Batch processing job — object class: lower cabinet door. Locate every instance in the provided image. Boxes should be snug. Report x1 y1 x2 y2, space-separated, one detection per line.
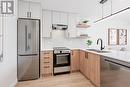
88 53 100 87
71 50 80 72
79 50 85 73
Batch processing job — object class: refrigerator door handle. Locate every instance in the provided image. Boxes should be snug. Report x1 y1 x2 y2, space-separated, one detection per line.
25 25 28 51
18 54 38 56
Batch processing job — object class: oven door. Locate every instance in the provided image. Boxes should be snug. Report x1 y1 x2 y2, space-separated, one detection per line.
54 53 70 67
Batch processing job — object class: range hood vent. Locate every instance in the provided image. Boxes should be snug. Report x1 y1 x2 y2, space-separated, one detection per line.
52 24 68 30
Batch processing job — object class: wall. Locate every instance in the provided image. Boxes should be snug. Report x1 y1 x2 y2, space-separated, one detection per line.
0 0 17 87
42 20 130 50
40 0 130 50
85 19 130 50
42 30 86 50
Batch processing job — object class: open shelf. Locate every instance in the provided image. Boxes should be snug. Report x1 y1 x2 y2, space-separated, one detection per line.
76 24 90 28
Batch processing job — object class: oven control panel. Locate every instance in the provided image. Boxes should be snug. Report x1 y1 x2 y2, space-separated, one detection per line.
54 50 70 54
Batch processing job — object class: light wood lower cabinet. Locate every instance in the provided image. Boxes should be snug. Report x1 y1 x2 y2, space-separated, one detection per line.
79 50 100 87
40 51 53 77
71 50 80 72
79 50 85 74
88 53 100 87
83 52 90 79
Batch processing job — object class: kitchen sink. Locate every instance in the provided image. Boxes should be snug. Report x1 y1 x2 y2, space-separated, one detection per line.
86 49 110 53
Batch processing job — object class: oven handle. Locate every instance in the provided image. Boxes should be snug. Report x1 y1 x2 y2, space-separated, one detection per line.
56 54 70 57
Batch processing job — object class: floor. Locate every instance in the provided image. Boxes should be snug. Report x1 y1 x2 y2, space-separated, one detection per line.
16 72 95 87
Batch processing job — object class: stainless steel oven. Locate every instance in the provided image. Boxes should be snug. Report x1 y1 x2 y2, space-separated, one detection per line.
54 54 70 66
53 47 70 75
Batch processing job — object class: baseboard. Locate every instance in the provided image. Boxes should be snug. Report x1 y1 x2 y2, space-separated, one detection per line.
9 79 17 87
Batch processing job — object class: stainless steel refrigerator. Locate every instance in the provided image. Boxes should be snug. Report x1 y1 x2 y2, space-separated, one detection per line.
17 18 40 81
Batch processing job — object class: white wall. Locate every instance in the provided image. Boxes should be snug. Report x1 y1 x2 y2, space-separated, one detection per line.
40 0 130 50
42 20 130 50
85 19 130 50
0 0 17 87
42 30 86 50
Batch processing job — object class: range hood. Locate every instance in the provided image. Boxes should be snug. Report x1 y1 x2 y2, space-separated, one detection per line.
52 24 68 30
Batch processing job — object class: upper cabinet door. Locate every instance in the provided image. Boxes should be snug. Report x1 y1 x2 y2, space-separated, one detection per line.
42 10 52 38
30 2 41 19
67 13 77 38
18 1 29 18
0 17 2 36
112 0 130 13
18 1 41 19
52 12 60 24
103 0 112 17
60 12 68 25
93 2 102 21
52 11 68 24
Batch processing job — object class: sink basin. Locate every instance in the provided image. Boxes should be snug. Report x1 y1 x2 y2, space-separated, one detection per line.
86 49 110 53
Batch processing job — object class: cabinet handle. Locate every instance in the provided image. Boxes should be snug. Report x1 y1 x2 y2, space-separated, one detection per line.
44 66 50 68
72 51 73 55
44 53 49 54
44 57 50 59
68 32 70 37
27 12 29 18
85 53 88 59
44 62 50 63
30 12 31 18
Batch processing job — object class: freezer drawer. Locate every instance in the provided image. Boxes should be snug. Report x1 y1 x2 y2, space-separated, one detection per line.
18 54 39 81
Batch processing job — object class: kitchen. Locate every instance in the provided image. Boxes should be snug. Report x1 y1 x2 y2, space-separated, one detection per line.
0 0 130 87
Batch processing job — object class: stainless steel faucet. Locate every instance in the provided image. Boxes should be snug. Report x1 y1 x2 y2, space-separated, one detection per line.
97 38 105 50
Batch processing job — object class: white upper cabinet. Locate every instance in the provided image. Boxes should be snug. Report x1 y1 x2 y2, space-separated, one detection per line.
60 13 68 25
112 0 130 13
67 13 77 38
93 2 102 21
0 17 2 36
18 1 29 18
42 10 52 38
103 0 112 17
30 2 41 19
52 11 68 25
52 12 60 24
18 1 41 19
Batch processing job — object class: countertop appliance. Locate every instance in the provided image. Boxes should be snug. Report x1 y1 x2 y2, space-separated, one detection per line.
101 56 130 87
53 47 70 75
17 18 40 81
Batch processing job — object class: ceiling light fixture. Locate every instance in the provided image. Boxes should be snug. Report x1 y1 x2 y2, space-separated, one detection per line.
100 0 108 4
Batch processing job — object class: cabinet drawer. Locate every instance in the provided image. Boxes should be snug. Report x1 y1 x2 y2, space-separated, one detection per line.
43 57 52 62
41 61 51 66
41 63 52 68
43 52 51 54
43 56 51 59
42 67 52 74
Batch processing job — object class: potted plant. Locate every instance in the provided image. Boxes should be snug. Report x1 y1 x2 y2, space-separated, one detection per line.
86 40 92 48
82 20 89 24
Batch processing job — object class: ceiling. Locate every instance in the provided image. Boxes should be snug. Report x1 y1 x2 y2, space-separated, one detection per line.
25 0 130 23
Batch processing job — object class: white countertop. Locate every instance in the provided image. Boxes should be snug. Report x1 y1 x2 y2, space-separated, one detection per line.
81 49 130 63
41 49 53 51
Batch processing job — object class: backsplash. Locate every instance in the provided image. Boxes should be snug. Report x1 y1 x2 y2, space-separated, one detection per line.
41 30 87 50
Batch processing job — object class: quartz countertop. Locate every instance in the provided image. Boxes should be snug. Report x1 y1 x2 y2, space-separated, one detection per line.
81 49 130 63
41 49 53 51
